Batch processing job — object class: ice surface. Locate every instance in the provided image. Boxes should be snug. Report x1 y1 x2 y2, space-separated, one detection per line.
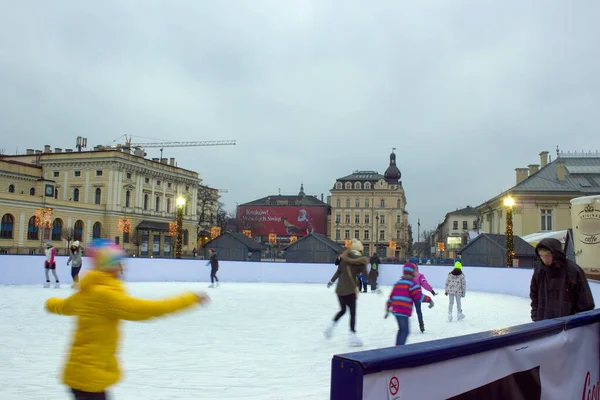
0 283 531 399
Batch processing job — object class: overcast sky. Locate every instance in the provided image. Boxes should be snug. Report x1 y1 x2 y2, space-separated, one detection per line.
1 1 599 237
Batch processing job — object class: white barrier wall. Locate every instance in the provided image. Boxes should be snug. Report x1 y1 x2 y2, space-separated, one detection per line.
2 256 600 304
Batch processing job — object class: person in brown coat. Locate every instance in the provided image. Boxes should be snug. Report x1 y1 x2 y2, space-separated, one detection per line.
323 239 370 347
530 238 595 322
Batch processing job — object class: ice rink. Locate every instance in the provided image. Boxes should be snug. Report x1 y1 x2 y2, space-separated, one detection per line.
0 282 531 399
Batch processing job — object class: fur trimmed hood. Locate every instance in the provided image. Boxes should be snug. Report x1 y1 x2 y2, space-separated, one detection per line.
340 249 370 266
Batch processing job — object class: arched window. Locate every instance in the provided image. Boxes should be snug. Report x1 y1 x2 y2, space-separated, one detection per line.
0 214 14 239
144 194 149 210
344 182 352 190
74 220 84 241
29 187 35 196
335 182 342 190
183 229 189 246
93 222 102 239
27 216 38 240
52 219 63 241
125 190 131 208
95 188 102 205
354 182 361 190
364 182 371 190
155 196 160 212
73 188 80 202
380 199 385 208
8 184 15 193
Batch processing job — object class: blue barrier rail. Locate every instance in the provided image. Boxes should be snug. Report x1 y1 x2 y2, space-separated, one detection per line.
330 309 600 400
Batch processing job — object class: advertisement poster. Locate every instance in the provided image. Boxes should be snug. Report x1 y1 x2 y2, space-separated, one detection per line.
236 206 327 237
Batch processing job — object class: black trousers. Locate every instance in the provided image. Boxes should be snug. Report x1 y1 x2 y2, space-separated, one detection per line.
211 267 219 283
71 388 107 400
71 267 82 279
369 270 378 290
334 293 357 332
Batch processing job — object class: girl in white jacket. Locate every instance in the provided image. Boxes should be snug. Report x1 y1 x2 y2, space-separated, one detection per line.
445 261 466 322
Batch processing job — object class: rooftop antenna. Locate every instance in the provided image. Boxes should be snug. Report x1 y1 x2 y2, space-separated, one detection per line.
278 188 281 195
556 145 560 159
76 136 88 152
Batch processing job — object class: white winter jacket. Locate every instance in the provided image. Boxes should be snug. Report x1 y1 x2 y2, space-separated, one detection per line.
445 270 466 297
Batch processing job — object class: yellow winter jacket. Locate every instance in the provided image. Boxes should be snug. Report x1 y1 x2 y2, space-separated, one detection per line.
45 269 199 393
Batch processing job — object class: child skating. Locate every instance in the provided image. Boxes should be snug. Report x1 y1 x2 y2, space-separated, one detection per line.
445 261 466 321
44 242 60 288
412 264 437 333
66 241 83 288
386 263 434 346
45 238 210 400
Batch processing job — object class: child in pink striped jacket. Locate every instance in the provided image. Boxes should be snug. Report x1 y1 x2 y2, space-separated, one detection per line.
385 263 434 346
413 265 437 333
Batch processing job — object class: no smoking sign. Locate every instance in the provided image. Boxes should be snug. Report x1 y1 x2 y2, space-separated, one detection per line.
388 375 400 399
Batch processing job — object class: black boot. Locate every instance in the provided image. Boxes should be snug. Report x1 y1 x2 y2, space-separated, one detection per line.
419 321 425 333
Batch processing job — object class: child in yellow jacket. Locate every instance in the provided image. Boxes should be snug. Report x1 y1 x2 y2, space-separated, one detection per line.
45 239 210 400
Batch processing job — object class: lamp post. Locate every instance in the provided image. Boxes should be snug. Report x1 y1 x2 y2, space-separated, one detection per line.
504 196 515 268
175 196 185 259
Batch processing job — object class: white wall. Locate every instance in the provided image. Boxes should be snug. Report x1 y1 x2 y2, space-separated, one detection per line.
2 256 600 305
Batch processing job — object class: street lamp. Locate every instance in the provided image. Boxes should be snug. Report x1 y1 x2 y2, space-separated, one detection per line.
503 196 515 267
175 196 185 259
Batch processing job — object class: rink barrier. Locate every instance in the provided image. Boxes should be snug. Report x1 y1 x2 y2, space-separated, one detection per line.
330 309 600 400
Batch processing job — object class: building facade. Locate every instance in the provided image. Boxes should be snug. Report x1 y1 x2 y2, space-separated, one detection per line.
0 145 200 256
328 151 409 259
433 206 480 259
477 150 600 238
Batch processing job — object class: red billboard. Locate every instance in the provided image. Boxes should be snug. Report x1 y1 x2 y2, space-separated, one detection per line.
236 205 327 238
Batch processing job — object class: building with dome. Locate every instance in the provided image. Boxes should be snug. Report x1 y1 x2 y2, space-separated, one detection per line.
327 150 409 259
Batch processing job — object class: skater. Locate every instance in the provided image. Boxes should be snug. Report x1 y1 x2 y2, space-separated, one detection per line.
413 264 437 333
207 249 219 288
530 238 594 321
445 261 466 322
356 273 368 293
369 252 380 292
45 238 210 400
385 263 434 346
323 239 370 347
44 242 60 288
66 241 83 288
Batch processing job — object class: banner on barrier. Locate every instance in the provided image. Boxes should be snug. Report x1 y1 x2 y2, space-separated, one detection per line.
362 323 600 400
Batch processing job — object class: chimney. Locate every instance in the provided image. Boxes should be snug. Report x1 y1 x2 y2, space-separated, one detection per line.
528 164 540 176
540 151 549 168
44 145 51 153
557 159 567 181
65 149 73 153
161 158 168 164
26 149 34 155
515 168 529 185
321 193 324 201
54 148 62 153
35 150 42 155
169 158 175 166
152 158 159 162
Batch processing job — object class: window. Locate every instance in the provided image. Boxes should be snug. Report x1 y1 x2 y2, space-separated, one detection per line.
396 214 402 223
336 199 341 208
354 182 361 190
93 222 102 239
355 199 360 207
354 213 360 224
345 182 352 190
54 188 58 199
95 188 102 205
125 190 131 208
397 199 401 208
344 230 350 239
365 199 370 208
354 230 360 239
462 221 468 230
335 213 341 224
157 180 161 186
74 171 81 177
155 196 160 212
364 182 371 190
126 173 132 180
365 214 370 224
345 199 350 208
30 188 35 196
335 182 342 189
167 198 171 213
185 186 189 192
396 230 400 239
364 230 370 240
27 216 39 240
473 220 478 230
123 232 130 243
345 214 350 224
168 182 172 189
74 220 83 241
73 188 79 202
53 171 59 178
541 209 553 231
183 229 189 246
144 194 149 210
335 229 341 240
8 184 15 193
453 221 458 230
1 214 14 239
379 230 385 240
145 178 150 184
380 215 385 224
51 219 63 241
96 170 103 176
380 199 385 208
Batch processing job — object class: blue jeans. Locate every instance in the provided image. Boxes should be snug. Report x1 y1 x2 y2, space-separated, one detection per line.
395 315 409 346
414 300 423 324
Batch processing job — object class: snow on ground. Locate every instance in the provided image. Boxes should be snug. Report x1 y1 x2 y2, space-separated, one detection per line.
0 282 531 399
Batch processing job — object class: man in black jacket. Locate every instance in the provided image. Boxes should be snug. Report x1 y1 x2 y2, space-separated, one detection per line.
530 238 595 322
206 249 219 288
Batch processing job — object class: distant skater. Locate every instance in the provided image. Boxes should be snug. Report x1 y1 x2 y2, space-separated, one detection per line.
67 241 83 289
44 242 60 288
207 249 219 288
445 261 466 322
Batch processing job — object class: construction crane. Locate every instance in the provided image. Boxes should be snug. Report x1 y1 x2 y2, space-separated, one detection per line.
103 135 236 159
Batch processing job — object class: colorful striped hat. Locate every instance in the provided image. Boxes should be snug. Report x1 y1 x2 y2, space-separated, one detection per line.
87 238 125 271
403 263 417 275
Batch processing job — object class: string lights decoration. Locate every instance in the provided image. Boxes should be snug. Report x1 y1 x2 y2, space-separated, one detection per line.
504 197 515 267
117 217 131 234
210 226 221 240
168 222 178 237
35 208 53 228
175 197 185 259
289 235 298 244
268 233 277 244
242 230 252 238
389 240 397 251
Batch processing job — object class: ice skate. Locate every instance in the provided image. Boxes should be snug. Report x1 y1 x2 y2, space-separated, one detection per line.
419 321 425 333
215 282 220 288
323 321 336 339
348 331 363 347
457 312 465 321
54 282 60 289
71 283 79 289
448 312 453 322
43 282 50 288
208 283 214 288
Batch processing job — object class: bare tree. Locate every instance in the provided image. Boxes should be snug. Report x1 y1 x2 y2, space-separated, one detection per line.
63 227 74 248
130 230 143 257
197 185 219 236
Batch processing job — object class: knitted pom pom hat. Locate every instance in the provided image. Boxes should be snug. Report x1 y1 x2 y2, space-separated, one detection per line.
87 238 125 271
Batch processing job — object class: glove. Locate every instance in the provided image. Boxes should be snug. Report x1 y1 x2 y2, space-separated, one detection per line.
327 281 333 288
384 306 390 319
444 292 448 296
429 300 435 309
431 290 437 296
66 262 70 266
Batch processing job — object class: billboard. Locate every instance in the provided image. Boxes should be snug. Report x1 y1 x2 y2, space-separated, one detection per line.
236 206 327 238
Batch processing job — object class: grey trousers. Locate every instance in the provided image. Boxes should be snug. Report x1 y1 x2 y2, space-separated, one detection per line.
448 294 462 314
